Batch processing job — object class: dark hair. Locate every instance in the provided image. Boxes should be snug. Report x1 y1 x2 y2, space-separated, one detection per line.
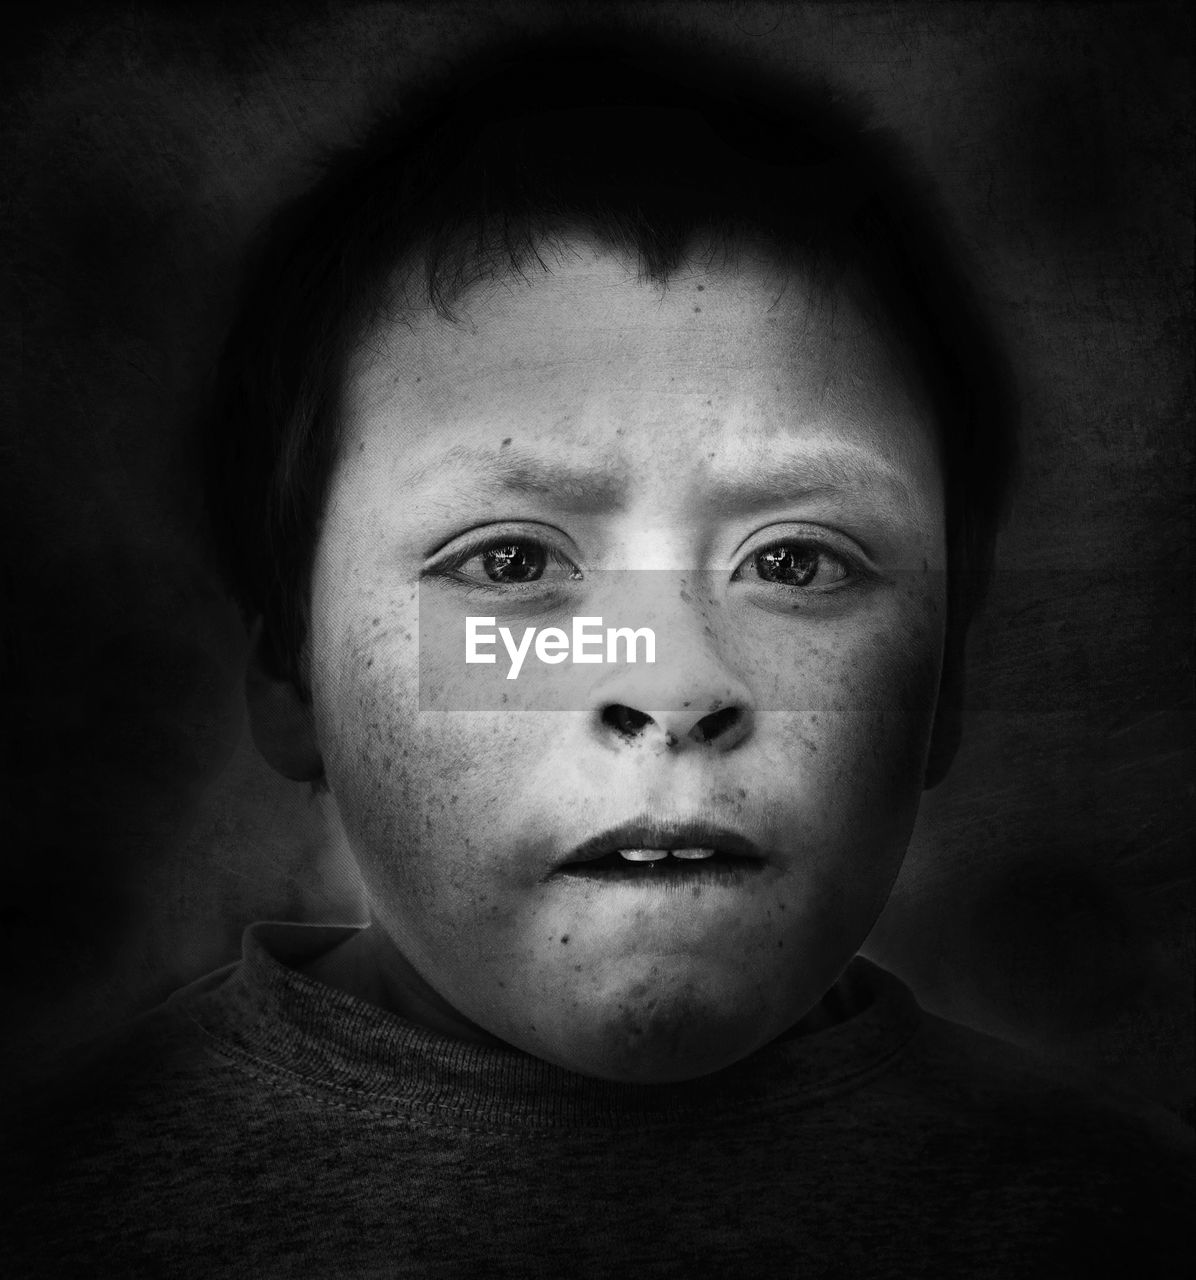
206 25 1018 694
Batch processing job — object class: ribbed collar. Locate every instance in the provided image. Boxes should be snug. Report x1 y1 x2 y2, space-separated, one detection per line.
180 921 922 1132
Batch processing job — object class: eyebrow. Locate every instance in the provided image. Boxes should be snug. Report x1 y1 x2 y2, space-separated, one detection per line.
406 444 629 511
405 441 921 517
701 447 921 516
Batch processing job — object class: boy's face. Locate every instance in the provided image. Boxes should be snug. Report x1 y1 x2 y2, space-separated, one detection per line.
307 241 946 1082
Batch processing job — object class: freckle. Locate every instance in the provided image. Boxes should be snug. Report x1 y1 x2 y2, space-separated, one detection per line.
497 980 505 988
500 436 512 448
778 901 786 910
366 657 374 668
415 375 421 382
696 284 704 291
777 940 784 949
693 305 701 313
560 935 569 945
573 964 583 972
372 617 381 625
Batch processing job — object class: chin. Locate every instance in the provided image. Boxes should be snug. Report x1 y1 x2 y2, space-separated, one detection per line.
534 981 785 1085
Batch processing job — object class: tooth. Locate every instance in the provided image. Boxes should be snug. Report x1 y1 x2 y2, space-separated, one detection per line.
671 847 716 860
618 848 669 862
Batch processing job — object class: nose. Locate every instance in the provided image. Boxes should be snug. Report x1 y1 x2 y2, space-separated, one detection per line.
590 663 755 754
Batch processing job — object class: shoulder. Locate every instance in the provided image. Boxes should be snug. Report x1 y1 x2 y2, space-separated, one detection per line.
3 963 263 1275
844 960 1192 1163
895 1009 1193 1156
10 961 244 1143
858 1006 1194 1274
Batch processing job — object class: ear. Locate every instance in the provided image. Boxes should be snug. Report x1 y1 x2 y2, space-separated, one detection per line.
245 618 324 782
923 623 965 790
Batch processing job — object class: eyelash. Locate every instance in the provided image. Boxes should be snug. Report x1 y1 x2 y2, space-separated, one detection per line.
430 535 579 592
731 539 863 592
426 531 867 594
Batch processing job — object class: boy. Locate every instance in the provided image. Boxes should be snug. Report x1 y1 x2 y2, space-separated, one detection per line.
7 26 1191 1278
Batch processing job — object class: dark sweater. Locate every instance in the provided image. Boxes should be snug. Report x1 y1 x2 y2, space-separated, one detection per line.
5 922 1192 1278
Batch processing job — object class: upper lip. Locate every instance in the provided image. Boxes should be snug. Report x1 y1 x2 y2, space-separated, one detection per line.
560 817 765 867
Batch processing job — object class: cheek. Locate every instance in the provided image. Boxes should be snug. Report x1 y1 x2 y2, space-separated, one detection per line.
766 583 945 842
812 631 939 790
314 613 544 901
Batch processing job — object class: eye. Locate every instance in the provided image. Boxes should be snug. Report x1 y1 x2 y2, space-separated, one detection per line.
431 534 583 589
733 537 855 591
476 542 546 584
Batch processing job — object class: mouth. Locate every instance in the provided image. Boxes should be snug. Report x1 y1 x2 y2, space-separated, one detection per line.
556 818 766 883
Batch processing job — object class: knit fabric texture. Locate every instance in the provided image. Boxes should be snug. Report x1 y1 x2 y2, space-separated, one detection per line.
5 922 1192 1278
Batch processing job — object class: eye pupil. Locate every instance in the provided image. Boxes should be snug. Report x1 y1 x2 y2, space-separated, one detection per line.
756 544 820 587
482 543 546 583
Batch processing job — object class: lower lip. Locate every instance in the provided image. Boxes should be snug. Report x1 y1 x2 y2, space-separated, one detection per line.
556 860 760 887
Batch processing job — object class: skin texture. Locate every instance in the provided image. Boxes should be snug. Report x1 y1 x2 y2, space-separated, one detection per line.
280 239 948 1083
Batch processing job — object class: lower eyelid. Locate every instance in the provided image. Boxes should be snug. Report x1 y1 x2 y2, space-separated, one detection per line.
733 548 867 592
433 543 582 584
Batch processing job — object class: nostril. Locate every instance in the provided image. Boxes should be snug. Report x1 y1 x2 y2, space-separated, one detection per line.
693 705 741 744
601 704 653 738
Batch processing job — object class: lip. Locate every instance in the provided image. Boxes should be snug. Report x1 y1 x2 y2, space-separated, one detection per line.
558 816 767 870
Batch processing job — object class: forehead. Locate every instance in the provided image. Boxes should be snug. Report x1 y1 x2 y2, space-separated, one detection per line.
342 241 940 503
